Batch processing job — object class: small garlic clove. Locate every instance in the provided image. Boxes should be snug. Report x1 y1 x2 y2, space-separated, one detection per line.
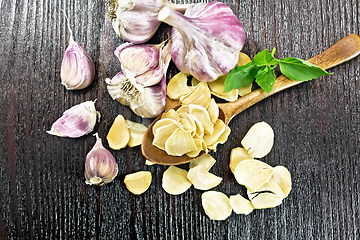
60 13 94 90
85 133 118 186
47 100 100 138
106 115 130 150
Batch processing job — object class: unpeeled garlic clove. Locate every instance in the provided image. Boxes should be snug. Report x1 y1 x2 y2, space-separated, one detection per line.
60 13 95 90
47 100 100 138
158 2 245 82
85 133 118 186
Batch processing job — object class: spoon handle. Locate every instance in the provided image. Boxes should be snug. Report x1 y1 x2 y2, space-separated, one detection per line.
218 33 360 124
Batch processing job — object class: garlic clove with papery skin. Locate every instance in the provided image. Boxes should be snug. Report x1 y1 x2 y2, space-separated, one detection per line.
60 12 95 90
158 2 246 82
107 0 193 44
85 133 118 186
46 100 100 138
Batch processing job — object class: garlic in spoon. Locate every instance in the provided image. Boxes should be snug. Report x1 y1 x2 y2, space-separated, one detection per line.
158 2 246 82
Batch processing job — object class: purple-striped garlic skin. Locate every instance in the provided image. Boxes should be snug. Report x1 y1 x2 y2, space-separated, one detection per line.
158 2 246 82
105 39 171 118
61 37 95 90
85 133 118 186
46 100 100 138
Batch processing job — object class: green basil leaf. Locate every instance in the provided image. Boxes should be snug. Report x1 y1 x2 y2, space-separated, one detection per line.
224 61 259 92
279 57 333 81
255 66 276 93
253 49 279 67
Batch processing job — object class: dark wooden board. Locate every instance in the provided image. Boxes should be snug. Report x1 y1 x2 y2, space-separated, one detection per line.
1 0 359 239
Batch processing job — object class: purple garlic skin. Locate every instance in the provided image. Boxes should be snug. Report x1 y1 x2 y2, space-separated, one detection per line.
47 100 100 138
61 37 95 90
107 0 193 44
158 2 246 82
85 133 118 186
105 39 171 118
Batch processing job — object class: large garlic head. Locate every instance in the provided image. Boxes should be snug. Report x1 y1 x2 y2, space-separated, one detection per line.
158 2 246 82
107 0 165 44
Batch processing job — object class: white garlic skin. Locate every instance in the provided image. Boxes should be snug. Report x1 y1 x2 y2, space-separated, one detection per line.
60 38 95 90
85 134 118 186
47 100 100 138
158 2 246 82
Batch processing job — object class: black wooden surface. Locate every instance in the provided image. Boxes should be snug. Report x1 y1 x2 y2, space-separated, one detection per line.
1 0 360 239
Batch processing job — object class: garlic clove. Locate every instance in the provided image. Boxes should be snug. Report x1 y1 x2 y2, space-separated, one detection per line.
61 13 94 90
85 133 118 186
158 2 245 82
47 100 100 138
106 115 130 150
124 171 152 195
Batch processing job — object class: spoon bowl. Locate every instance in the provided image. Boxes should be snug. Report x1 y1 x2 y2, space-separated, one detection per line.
142 34 360 165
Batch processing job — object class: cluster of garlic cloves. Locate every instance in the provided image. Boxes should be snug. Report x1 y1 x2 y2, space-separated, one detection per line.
85 133 118 186
106 0 193 44
106 39 171 118
158 2 246 82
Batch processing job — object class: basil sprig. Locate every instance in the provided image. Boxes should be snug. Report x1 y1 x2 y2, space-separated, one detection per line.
224 48 333 93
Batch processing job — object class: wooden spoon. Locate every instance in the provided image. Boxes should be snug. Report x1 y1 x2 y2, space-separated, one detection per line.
142 33 360 165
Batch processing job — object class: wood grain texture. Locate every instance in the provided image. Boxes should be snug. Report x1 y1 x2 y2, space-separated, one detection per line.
0 0 360 239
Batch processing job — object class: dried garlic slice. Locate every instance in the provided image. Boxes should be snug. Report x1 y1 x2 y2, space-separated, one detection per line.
167 72 193 100
208 75 238 102
241 121 274 158
145 160 156 166
272 166 292 198
207 124 231 152
188 104 214 135
247 177 285 200
125 120 147 147
153 118 181 135
124 171 152 195
234 159 274 191
180 82 211 109
238 84 252 97
202 191 232 220
161 109 180 121
107 115 130 150
162 166 192 195
207 98 219 124
152 123 182 151
187 165 222 190
188 114 205 138
165 128 197 156
229 147 253 173
189 154 216 171
250 192 283 209
203 119 226 146
186 138 204 157
229 194 254 215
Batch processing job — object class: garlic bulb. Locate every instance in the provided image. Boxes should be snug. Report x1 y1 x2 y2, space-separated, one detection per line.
106 39 171 118
85 133 118 186
47 100 100 138
106 0 192 44
60 12 95 90
158 2 246 82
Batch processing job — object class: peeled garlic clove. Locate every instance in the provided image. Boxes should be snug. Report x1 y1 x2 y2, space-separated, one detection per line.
85 133 118 186
124 171 152 195
162 166 192 195
234 159 274 191
47 100 100 138
201 191 232 220
125 120 147 147
272 166 292 198
189 154 216 171
106 115 130 150
229 147 253 174
187 165 222 190
167 72 193 100
165 128 197 156
158 2 245 82
60 13 95 90
241 121 274 158
229 194 254 215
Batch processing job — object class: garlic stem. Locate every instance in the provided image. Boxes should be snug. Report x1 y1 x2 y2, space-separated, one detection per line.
158 6 192 31
61 9 75 44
